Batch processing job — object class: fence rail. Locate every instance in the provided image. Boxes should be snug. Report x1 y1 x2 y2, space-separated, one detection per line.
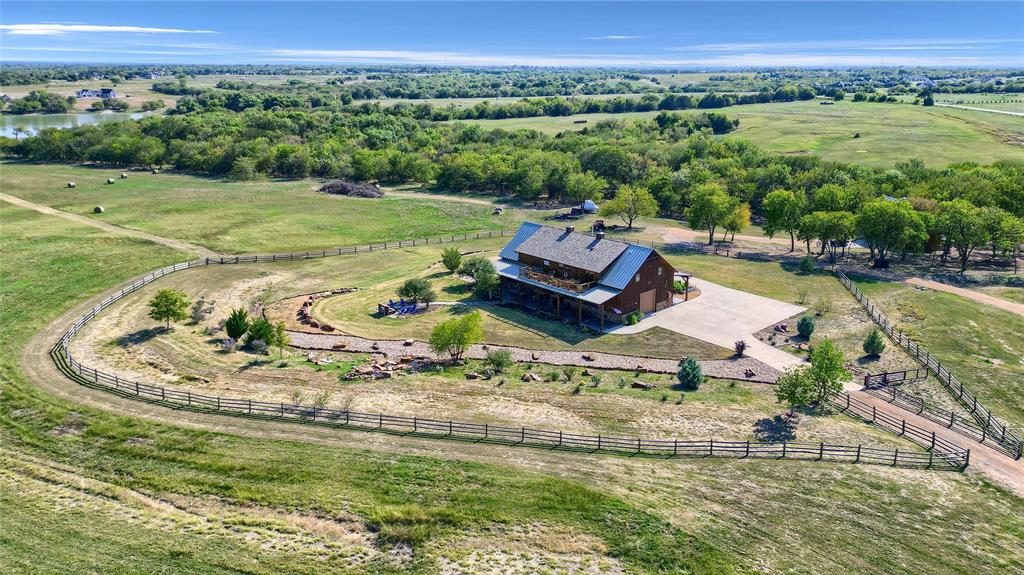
47 229 971 471
864 368 930 386
835 268 1023 459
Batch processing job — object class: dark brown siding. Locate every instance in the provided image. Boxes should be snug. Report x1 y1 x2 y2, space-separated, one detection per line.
606 252 675 314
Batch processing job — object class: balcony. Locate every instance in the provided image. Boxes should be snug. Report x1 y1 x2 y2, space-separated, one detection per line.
519 267 594 293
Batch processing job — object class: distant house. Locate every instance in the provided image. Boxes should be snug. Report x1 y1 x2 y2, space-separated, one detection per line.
496 222 677 330
75 88 117 99
0 94 10 103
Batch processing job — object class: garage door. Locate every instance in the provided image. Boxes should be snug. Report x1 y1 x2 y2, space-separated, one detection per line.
639 289 656 313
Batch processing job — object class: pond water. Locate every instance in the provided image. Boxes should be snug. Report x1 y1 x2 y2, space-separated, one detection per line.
0 111 149 138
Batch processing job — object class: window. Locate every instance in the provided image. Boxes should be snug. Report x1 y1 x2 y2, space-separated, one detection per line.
657 267 663 276
635 274 640 283
543 260 549 266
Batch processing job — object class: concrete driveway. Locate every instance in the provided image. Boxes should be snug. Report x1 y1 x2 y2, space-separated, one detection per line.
610 278 807 371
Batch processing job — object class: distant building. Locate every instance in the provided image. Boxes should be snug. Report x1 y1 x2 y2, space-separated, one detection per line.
0 94 10 103
75 88 118 99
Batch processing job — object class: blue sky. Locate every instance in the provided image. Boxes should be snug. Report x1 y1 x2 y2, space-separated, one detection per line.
2 1 1022 67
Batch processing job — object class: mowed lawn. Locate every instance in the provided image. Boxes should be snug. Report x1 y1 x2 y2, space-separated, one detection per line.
460 99 1024 167
0 162 523 254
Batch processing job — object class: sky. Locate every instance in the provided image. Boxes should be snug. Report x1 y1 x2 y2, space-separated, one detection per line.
1 1 1022 68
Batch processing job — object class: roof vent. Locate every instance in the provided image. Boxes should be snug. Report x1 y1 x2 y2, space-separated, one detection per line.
596 231 605 240
565 225 575 233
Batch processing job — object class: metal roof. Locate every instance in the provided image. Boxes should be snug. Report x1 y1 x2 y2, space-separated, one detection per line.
494 258 619 305
498 221 543 261
598 244 653 290
515 225 628 273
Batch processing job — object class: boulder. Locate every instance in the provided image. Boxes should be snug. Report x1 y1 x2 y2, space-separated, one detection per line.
531 353 540 360
581 353 595 361
322 325 335 332
371 342 380 350
403 339 414 347
465 372 481 380
522 373 542 382
332 341 347 350
631 381 656 390
744 369 756 378
582 369 593 377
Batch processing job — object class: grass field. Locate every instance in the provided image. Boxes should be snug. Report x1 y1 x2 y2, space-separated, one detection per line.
4 164 1024 573
0 162 525 253
853 278 1024 428
460 99 1024 167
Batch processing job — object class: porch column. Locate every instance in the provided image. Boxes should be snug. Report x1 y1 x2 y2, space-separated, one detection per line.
577 298 582 325
555 295 560 318
599 304 604 333
685 276 690 301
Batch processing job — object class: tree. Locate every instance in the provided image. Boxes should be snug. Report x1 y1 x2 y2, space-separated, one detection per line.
429 311 484 361
686 183 735 244
473 269 500 300
774 367 816 413
724 202 751 241
601 185 658 229
147 289 189 329
857 200 927 267
459 256 495 280
441 247 462 274
922 94 935 106
863 329 886 357
676 357 703 390
244 317 274 348
797 315 816 339
225 308 251 340
762 189 805 252
938 199 986 272
808 339 848 404
565 171 607 202
399 277 436 306
273 321 290 358
978 206 1012 259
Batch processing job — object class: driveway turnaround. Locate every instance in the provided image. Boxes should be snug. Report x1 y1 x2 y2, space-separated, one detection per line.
611 278 807 372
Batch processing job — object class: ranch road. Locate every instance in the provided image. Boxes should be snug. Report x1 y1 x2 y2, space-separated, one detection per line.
0 192 221 259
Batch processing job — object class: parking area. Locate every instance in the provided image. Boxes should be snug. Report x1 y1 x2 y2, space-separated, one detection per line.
610 277 807 371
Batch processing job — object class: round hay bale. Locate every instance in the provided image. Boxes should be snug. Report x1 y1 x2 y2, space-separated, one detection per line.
151 168 160 174
106 178 115 184
94 206 104 214
66 181 76 188
120 172 128 179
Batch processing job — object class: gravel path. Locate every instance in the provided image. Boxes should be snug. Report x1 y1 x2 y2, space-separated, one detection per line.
288 330 782 383
906 277 1024 317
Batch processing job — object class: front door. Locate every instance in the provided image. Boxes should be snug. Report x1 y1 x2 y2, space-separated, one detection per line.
639 289 656 313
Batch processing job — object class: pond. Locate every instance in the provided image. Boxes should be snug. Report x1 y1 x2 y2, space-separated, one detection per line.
0 111 150 138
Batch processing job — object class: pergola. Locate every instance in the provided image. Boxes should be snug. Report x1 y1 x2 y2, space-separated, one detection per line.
674 272 693 301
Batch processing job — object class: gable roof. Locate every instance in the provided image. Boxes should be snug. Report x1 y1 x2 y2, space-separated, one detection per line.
515 224 628 274
499 221 543 262
598 244 653 290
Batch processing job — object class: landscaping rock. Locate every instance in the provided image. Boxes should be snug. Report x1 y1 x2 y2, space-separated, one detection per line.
465 372 481 380
582 353 594 361
631 380 656 390
332 341 347 349
522 373 542 382
403 339 414 347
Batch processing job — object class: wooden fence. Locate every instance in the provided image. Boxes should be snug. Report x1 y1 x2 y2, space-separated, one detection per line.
835 268 1023 459
48 231 969 471
864 368 930 387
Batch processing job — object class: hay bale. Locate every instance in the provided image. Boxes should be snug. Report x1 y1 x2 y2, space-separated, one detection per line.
93 206 104 214
120 172 128 179
66 181 76 188
106 178 115 184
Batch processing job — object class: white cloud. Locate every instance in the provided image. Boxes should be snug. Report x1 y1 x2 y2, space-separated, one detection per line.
263 48 1020 68
0 23 216 36
586 35 645 40
675 38 1018 52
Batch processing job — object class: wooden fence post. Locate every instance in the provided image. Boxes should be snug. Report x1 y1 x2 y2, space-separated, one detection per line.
855 445 861 463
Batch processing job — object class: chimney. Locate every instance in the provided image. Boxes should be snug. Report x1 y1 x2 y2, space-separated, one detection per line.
565 225 575 233
596 231 605 240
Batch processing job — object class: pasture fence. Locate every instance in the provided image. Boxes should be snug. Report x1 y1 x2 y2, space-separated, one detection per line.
48 230 969 471
834 268 1023 459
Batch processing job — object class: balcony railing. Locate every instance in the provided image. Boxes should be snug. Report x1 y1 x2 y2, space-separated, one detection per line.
520 267 594 293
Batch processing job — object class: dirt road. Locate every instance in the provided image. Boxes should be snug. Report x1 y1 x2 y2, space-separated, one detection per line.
906 277 1024 318
0 192 220 259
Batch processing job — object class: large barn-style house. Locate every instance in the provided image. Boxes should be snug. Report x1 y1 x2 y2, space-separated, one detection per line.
496 221 677 331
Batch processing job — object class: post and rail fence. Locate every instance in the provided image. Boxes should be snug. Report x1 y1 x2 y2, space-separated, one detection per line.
835 267 1022 460
47 230 970 472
